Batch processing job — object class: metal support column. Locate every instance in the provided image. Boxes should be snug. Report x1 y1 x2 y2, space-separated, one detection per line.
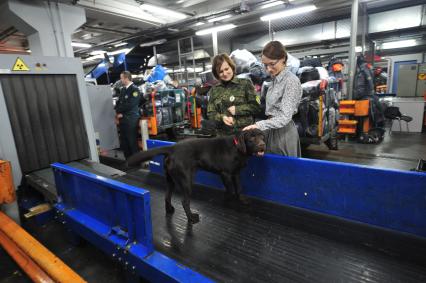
184 59 188 87
177 40 182 84
153 46 158 65
212 31 218 56
347 0 359 100
177 37 197 86
190 37 196 81
361 3 368 55
269 20 274 41
371 41 376 69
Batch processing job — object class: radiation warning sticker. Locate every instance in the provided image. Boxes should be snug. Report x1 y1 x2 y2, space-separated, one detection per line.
12 57 30 71
133 91 138 97
418 73 426 81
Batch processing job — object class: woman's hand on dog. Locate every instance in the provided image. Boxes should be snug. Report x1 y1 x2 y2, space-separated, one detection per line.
243 124 258 131
223 115 235 126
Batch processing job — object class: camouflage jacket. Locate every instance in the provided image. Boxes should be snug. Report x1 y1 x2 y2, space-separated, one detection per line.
207 78 261 135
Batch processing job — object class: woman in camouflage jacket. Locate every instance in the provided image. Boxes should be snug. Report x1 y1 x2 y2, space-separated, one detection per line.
207 53 262 136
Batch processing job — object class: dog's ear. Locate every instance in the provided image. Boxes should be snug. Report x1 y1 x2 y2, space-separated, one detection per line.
235 131 247 154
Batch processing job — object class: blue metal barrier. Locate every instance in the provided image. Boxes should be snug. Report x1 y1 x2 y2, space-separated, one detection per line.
147 139 426 239
52 163 213 283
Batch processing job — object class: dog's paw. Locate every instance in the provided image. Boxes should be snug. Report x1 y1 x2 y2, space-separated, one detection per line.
238 195 251 206
166 205 175 214
223 194 235 206
189 213 200 224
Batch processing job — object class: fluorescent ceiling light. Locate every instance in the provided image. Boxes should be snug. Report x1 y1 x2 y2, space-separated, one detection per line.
196 24 236 35
140 4 187 20
81 33 93 40
263 38 295 47
260 5 317 21
194 21 205 26
84 54 104 61
72 42 92 48
140 39 167 47
381 39 416 50
169 67 204 73
84 48 133 62
208 14 232 22
355 46 363 52
108 48 132 56
177 0 185 3
90 50 107 55
114 42 128 47
260 1 284 9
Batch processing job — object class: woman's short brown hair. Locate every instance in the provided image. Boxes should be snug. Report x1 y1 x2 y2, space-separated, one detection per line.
211 53 236 80
262 41 288 63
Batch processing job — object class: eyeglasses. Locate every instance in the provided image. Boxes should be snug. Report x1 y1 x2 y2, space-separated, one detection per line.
263 59 280 69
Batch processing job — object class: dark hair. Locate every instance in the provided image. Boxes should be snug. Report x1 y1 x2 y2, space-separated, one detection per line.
262 41 288 63
211 53 236 80
121 71 132 81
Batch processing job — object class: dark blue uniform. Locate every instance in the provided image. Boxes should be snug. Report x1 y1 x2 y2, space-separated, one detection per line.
115 83 143 158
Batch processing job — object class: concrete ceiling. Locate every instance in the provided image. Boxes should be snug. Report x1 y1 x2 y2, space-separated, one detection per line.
0 0 423 58
70 0 424 57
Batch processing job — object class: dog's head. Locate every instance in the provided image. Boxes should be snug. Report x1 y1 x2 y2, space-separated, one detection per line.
235 129 266 156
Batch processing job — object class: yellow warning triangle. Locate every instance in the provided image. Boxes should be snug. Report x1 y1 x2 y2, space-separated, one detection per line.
12 57 30 71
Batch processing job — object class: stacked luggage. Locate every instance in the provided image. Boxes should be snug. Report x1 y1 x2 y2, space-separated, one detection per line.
293 59 339 149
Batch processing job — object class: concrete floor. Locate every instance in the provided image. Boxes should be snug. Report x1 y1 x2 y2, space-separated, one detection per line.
303 132 426 171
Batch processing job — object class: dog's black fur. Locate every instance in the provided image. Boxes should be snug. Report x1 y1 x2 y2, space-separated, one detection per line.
127 129 266 224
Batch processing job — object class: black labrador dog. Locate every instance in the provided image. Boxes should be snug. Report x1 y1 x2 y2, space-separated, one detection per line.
127 129 266 224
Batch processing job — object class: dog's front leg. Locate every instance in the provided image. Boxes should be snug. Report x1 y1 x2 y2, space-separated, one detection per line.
220 173 235 204
232 174 250 205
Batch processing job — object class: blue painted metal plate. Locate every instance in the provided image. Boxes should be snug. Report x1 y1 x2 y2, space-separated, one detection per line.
52 162 153 252
52 163 213 283
147 139 426 239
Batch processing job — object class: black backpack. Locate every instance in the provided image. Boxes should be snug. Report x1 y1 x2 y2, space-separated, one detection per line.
358 128 385 144
384 106 402 119
299 68 320 84
300 58 322 68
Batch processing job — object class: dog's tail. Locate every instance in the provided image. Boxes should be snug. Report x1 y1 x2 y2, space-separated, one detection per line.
127 146 174 167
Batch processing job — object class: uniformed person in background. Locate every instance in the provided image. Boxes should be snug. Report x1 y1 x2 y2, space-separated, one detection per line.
207 53 261 136
115 71 144 159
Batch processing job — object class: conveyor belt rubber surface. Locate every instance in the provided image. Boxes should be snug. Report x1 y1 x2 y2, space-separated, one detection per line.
121 169 426 283
20 161 426 282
